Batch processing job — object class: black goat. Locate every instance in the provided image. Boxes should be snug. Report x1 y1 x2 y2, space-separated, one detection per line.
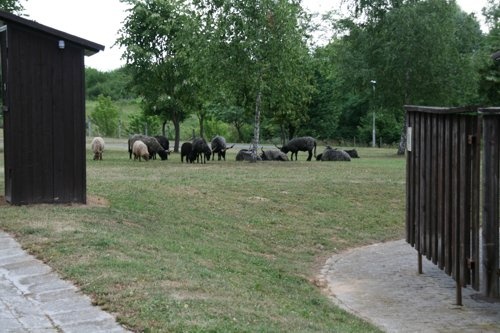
345 149 360 158
128 134 169 160
149 135 170 160
181 142 196 163
191 138 211 164
320 146 351 161
277 136 317 161
211 136 235 161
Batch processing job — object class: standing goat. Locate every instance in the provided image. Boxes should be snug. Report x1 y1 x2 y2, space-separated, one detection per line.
211 136 235 161
191 138 211 164
91 137 105 160
132 140 149 161
277 136 317 161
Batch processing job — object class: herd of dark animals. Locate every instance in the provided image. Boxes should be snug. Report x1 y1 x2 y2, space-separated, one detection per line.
117 134 360 163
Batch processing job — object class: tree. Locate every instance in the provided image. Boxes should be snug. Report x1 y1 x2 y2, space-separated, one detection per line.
0 0 23 13
89 95 119 137
478 0 500 105
193 0 313 156
85 67 134 101
117 0 198 152
316 0 483 149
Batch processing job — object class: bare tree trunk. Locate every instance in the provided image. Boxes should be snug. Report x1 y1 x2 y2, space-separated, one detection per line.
172 111 181 153
162 120 167 137
196 109 205 139
251 90 262 162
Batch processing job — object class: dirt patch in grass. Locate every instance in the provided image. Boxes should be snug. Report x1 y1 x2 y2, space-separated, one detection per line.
0 195 110 208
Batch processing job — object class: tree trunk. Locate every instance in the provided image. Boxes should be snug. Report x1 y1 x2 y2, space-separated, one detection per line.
172 111 181 153
198 113 205 139
235 123 243 143
162 120 167 137
251 90 262 162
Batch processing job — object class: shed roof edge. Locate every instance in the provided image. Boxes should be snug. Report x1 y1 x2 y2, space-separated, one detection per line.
0 10 105 56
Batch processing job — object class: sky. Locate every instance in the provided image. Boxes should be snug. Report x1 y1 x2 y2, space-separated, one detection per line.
21 0 489 72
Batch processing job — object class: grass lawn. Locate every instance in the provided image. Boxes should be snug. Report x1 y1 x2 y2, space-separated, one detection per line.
0 143 406 332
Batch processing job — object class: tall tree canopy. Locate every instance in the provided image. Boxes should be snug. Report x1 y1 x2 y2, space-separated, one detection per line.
0 0 23 13
312 0 484 150
193 0 314 151
117 0 199 151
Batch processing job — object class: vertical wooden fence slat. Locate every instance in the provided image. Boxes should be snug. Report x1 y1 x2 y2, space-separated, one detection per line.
437 114 445 269
481 111 500 298
430 114 438 264
444 116 453 276
470 117 481 290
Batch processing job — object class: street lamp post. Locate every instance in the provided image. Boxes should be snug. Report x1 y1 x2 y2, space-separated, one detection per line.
370 80 376 148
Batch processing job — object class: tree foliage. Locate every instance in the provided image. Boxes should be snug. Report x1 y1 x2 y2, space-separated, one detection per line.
478 0 500 105
193 0 314 147
0 0 23 13
312 0 484 147
117 0 198 151
85 67 133 101
89 95 120 137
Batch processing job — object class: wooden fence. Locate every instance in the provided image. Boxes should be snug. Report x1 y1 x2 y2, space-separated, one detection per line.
405 105 485 305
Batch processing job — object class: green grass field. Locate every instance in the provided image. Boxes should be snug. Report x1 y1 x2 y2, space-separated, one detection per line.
0 143 406 332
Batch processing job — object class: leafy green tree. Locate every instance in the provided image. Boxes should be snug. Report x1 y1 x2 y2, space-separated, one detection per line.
85 67 134 101
117 0 198 152
193 0 314 154
316 0 483 149
0 0 23 13
209 104 252 142
478 0 500 105
126 111 161 136
89 95 119 137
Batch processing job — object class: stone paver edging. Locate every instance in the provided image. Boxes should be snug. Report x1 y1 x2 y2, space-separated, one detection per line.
319 239 500 332
0 231 130 332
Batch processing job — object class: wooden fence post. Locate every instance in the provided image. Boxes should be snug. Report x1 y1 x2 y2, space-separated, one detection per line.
481 109 500 299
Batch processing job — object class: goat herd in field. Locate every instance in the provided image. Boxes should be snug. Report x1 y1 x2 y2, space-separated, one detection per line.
90 134 360 163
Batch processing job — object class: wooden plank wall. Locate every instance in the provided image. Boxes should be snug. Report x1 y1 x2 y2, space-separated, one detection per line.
406 107 480 292
4 23 86 204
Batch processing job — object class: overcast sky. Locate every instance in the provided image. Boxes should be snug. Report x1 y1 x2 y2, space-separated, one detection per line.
21 0 489 72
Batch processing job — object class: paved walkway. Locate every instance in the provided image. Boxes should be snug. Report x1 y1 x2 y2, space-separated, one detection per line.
0 231 129 333
3 230 500 333
319 239 500 332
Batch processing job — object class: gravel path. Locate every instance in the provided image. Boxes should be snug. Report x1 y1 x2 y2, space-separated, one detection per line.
319 239 500 332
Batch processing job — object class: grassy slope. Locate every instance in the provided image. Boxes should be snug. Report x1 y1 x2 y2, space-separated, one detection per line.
0 145 405 332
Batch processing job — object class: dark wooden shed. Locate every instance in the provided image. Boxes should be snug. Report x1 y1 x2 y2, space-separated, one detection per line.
0 10 104 205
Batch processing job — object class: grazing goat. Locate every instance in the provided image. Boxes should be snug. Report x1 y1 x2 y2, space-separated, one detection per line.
151 135 170 159
132 140 149 161
191 138 211 164
128 134 169 160
91 137 105 161
211 136 234 161
181 142 196 163
278 136 317 161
